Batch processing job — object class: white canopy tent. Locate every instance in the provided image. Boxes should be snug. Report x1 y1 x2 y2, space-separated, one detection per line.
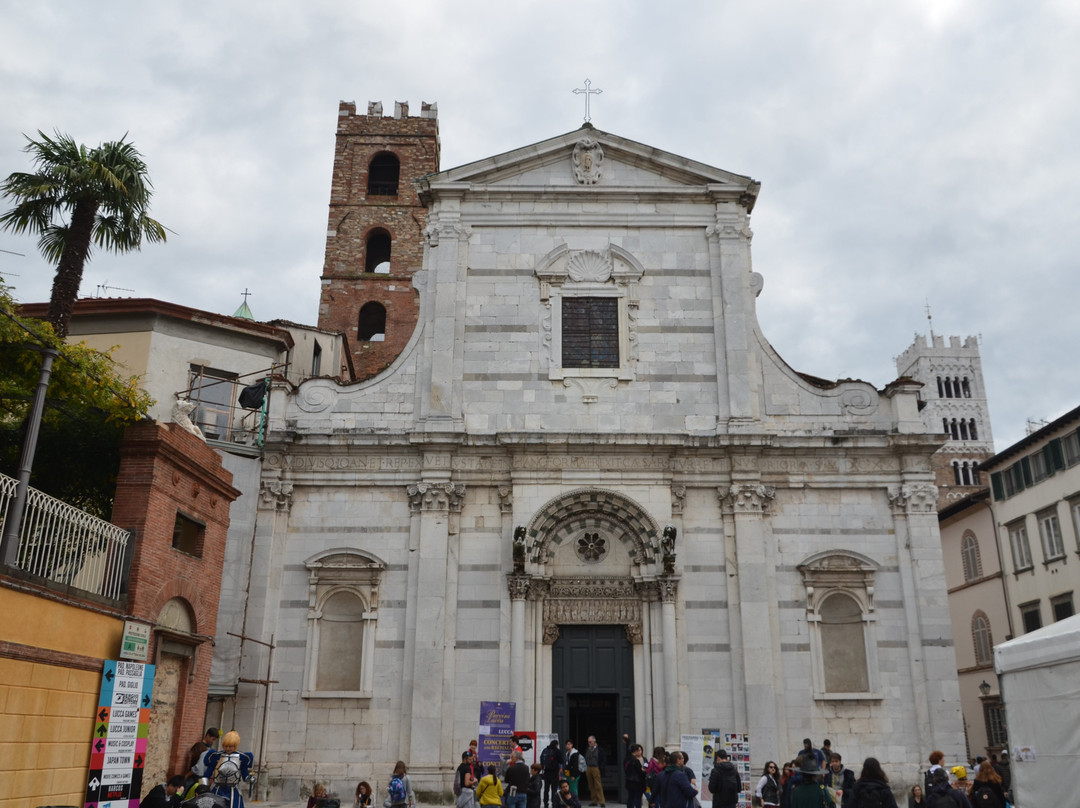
994 613 1080 807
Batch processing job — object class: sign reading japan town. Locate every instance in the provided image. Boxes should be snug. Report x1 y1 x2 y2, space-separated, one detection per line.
85 660 155 808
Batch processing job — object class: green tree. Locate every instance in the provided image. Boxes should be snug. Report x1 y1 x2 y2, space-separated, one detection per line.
0 130 166 337
0 281 152 516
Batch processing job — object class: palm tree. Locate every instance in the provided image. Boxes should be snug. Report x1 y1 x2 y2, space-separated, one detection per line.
1 131 167 337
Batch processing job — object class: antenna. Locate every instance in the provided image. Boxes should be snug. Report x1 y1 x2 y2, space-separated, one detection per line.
924 299 935 339
95 281 135 297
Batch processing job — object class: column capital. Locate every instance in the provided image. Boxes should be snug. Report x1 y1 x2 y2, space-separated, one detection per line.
259 480 293 511
887 483 938 515
718 482 776 515
507 574 532 601
407 481 466 513
657 577 679 603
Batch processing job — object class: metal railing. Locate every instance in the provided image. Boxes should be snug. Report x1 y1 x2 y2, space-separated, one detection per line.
0 471 132 600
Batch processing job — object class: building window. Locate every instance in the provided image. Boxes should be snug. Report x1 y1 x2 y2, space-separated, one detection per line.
1020 600 1042 634
188 365 238 441
1064 431 1080 466
357 302 386 342
172 512 205 557
961 532 982 581
367 152 400 196
984 700 1007 748
1038 509 1065 561
1031 451 1048 482
1071 499 1080 551
303 550 384 698
562 297 619 368
1008 521 1033 571
972 612 993 666
535 244 644 383
365 229 392 273
312 340 322 376
798 550 880 699
1051 592 1074 622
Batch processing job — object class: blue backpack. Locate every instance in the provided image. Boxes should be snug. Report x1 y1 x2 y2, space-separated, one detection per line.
389 776 407 804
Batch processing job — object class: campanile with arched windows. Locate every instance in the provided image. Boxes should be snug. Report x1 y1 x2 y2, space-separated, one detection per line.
318 100 440 378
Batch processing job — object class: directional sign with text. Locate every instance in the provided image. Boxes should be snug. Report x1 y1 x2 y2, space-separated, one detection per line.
85 660 155 808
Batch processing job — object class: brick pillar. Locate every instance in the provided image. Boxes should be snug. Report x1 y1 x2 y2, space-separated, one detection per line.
111 422 241 780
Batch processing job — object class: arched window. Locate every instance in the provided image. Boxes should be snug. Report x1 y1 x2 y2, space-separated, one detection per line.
972 461 981 485
959 420 970 440
365 229 392 274
962 377 971 398
950 419 960 440
367 152 400 196
357 302 386 342
953 461 962 486
819 593 870 693
303 550 384 698
972 612 993 666
937 377 944 398
969 419 978 441
961 532 981 581
943 418 950 436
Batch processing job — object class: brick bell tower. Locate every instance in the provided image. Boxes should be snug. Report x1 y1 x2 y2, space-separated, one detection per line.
318 100 440 379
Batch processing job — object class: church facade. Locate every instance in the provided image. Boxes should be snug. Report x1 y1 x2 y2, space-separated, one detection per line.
215 102 964 797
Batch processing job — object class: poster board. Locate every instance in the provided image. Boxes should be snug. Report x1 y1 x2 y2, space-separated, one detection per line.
478 701 516 764
84 660 155 808
682 731 752 808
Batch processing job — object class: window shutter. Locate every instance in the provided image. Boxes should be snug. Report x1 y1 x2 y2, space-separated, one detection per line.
990 472 1005 501
1020 456 1034 487
1047 438 1065 472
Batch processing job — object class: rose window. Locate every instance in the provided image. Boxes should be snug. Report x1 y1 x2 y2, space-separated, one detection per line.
576 531 607 562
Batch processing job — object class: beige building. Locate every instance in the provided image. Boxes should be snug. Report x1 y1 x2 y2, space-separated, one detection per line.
938 490 1010 757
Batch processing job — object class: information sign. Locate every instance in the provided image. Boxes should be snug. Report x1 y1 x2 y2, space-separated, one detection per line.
85 660 155 808
120 621 151 662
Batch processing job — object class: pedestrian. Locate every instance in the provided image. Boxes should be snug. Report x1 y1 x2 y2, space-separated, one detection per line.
925 768 971 808
355 781 373 808
528 763 545 808
968 762 1005 808
822 753 855 808
308 785 328 808
457 773 478 808
923 752 945 795
554 779 582 808
949 767 970 800
847 758 897 808
186 729 220 788
659 751 697 808
819 742 833 767
990 753 1010 797
707 749 741 808
143 774 187 808
584 736 607 807
788 758 827 808
506 750 532 808
541 740 565 808
386 761 415 808
907 784 925 808
203 731 254 808
476 764 505 807
794 740 825 770
646 746 667 808
458 751 478 796
564 741 584 796
623 741 647 808
755 762 781 808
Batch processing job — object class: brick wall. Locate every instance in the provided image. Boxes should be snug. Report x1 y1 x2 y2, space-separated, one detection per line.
111 422 241 779
318 100 440 379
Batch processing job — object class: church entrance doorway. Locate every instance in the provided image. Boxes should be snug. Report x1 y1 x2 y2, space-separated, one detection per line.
552 625 634 804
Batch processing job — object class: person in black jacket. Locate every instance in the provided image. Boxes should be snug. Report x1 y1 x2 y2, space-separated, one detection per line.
968 762 1006 808
144 775 187 808
708 749 742 808
659 751 698 808
541 740 565 808
622 740 647 808
847 758 898 808
925 768 971 808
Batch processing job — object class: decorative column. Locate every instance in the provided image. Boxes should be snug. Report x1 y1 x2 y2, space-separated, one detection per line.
658 578 680 746
403 481 465 773
888 481 947 755
720 480 779 756
508 575 531 708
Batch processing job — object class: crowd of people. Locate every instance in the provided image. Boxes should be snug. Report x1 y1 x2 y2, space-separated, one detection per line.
144 729 1013 808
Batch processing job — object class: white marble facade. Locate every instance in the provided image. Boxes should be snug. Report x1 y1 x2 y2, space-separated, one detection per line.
218 126 964 797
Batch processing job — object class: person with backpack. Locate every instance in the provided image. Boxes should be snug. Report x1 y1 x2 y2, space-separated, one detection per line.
924 768 971 808
645 746 667 808
968 763 1005 808
708 749 742 808
386 761 415 808
564 741 585 796
541 740 564 808
202 731 254 808
846 758 897 808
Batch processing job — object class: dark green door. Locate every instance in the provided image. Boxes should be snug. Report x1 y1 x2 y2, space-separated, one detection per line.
552 625 635 803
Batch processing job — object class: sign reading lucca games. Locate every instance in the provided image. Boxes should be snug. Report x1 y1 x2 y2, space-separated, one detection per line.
85 660 155 807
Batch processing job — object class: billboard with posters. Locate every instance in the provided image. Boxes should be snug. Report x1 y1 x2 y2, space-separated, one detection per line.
478 701 516 764
682 731 752 808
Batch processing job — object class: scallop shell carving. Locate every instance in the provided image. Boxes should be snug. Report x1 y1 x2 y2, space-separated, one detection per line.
566 249 611 283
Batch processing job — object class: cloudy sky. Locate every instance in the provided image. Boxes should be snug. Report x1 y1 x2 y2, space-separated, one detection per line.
1 1 1076 450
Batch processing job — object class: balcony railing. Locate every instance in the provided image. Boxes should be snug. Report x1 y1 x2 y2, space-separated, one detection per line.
0 471 132 600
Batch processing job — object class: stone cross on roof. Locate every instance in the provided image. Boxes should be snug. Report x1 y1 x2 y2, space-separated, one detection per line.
572 78 602 123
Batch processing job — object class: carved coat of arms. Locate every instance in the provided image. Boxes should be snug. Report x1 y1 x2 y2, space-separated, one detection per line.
572 137 603 184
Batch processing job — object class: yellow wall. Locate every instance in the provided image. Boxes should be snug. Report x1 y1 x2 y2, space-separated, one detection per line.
0 587 124 808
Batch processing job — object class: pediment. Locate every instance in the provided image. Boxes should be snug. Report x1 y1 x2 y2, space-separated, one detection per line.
416 127 759 206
